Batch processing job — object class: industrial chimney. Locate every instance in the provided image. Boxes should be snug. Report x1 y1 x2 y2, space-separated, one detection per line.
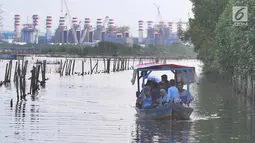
14 15 21 41
46 16 52 41
138 20 144 43
32 14 39 43
108 19 115 33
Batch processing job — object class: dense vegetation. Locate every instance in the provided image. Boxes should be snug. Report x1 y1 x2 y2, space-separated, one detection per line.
0 41 197 58
180 0 255 79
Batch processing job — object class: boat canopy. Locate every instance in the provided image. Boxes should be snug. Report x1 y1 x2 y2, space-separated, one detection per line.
131 63 198 85
134 62 194 71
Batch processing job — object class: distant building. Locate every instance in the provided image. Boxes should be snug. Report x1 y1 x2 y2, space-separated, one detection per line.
1 32 15 42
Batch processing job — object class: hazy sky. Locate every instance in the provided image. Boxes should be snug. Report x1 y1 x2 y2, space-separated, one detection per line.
1 0 193 36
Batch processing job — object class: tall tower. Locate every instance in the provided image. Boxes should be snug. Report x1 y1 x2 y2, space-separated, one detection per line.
46 16 52 41
138 20 144 43
95 18 102 40
72 17 80 43
58 16 66 43
108 19 115 33
147 21 153 45
84 18 90 29
14 15 21 42
32 14 39 43
96 18 102 29
59 16 65 28
72 17 78 26
83 18 94 42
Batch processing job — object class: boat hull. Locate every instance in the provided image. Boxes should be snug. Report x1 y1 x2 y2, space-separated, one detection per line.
135 103 193 120
135 103 172 120
172 103 194 120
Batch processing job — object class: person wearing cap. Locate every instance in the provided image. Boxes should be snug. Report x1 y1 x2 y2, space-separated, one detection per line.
159 74 170 92
177 81 194 106
159 89 168 106
167 79 181 104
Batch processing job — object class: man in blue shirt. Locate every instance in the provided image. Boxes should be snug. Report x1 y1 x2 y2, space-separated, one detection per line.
167 79 181 103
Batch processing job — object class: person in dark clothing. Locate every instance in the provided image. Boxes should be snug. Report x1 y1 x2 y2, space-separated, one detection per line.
159 74 170 92
150 81 161 107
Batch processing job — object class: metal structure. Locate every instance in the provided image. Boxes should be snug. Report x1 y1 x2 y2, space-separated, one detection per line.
63 0 78 44
153 3 162 22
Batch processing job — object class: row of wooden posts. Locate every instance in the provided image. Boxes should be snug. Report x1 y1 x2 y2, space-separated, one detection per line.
0 60 47 106
57 57 140 76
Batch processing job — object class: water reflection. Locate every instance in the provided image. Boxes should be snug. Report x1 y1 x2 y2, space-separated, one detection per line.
132 119 192 143
14 100 26 141
30 104 40 139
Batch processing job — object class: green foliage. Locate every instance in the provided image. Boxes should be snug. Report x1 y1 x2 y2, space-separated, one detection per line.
0 41 197 58
182 0 255 78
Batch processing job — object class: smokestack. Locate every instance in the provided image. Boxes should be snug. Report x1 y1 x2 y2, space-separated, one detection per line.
108 19 115 33
72 17 78 26
59 16 65 28
32 15 39 30
46 16 52 41
14 15 21 41
96 18 102 28
138 20 144 43
84 18 90 28
32 14 39 43
147 21 153 29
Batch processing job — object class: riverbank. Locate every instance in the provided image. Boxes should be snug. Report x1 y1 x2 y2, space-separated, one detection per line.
0 41 197 58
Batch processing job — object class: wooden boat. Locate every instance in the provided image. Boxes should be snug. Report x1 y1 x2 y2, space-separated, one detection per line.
135 103 172 120
131 62 198 120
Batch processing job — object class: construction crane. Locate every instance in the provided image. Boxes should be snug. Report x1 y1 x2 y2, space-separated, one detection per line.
80 27 88 44
101 16 109 41
153 3 162 22
63 0 78 44
153 3 164 38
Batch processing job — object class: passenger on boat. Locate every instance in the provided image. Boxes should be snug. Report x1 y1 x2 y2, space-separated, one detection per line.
139 80 153 109
159 74 170 92
150 81 161 107
167 79 181 104
177 81 194 106
159 89 168 106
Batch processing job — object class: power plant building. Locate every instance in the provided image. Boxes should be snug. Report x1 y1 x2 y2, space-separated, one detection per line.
21 24 36 43
11 14 184 46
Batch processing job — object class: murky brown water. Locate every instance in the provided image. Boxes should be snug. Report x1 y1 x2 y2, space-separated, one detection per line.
0 58 254 143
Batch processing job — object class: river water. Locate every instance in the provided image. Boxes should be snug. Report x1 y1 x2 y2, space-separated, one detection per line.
0 58 254 143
